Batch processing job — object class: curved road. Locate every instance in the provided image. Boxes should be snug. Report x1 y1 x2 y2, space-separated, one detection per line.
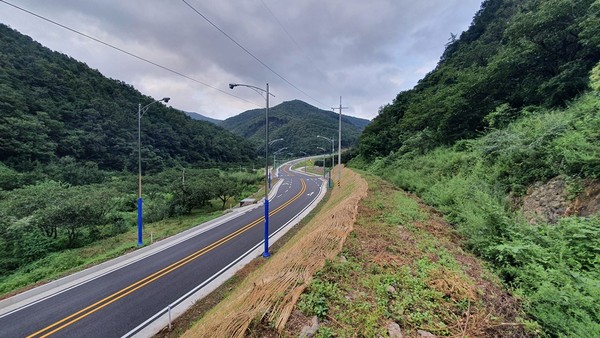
0 163 323 337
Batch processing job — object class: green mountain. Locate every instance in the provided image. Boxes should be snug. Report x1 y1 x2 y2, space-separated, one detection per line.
184 111 223 125
359 0 600 159
0 23 256 175
220 100 370 155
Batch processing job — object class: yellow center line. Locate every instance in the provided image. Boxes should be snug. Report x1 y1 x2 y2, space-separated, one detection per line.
28 179 307 337
283 164 295 177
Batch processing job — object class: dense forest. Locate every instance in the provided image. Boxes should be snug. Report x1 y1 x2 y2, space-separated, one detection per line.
221 99 369 155
0 23 257 180
352 0 599 336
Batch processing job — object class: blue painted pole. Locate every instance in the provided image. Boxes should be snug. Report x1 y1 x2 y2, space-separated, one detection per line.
263 198 270 257
137 197 143 246
229 82 271 258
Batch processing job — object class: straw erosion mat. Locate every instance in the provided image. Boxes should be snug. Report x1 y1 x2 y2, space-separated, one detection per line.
182 167 368 337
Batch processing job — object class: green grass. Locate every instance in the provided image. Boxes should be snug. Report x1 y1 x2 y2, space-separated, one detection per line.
292 159 330 176
291 159 313 171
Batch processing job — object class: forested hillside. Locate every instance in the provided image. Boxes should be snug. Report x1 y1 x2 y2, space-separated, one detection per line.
359 0 599 158
352 0 600 336
0 23 256 179
221 100 369 154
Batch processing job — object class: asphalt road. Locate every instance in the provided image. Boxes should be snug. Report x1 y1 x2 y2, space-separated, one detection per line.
0 163 323 338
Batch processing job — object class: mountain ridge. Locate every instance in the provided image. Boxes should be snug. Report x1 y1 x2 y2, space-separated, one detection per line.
359 0 600 159
184 111 222 125
220 99 370 155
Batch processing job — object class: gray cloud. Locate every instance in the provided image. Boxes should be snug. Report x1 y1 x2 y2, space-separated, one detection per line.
0 0 482 119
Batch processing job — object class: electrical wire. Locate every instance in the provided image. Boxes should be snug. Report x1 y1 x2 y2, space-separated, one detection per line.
181 0 328 108
259 0 329 81
0 0 261 107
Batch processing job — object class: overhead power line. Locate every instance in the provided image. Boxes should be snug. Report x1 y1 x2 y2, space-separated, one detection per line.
0 0 260 107
181 0 328 108
259 0 328 81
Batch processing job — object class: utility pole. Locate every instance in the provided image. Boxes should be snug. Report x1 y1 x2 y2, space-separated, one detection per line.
332 96 348 187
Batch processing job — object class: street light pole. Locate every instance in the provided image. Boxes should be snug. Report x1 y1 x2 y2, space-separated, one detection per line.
317 135 334 187
273 147 288 178
230 83 274 258
299 151 307 172
137 97 170 247
332 97 348 186
317 146 327 178
268 138 283 189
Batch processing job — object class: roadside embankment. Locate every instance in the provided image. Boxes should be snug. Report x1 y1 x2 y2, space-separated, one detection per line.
181 167 368 337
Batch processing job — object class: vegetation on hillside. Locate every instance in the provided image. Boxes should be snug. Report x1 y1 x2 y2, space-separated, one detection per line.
0 23 256 176
295 176 528 337
351 0 600 336
0 24 265 289
359 0 600 159
353 91 600 336
220 100 369 155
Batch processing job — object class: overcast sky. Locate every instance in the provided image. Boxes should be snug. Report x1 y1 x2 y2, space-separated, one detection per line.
0 0 482 120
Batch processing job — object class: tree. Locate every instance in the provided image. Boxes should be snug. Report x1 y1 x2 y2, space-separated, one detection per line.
212 175 241 210
358 0 600 159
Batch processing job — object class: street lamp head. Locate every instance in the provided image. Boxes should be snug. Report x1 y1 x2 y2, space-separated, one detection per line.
162 97 170 103
269 138 284 146
229 83 237 89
